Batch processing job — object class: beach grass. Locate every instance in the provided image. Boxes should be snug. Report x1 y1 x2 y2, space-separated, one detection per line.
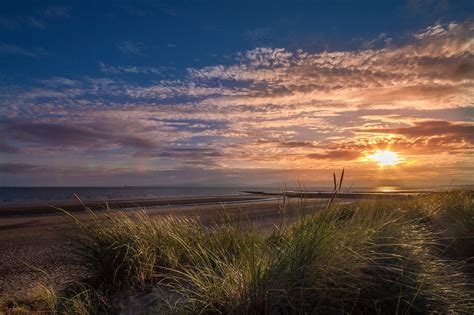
4 189 473 314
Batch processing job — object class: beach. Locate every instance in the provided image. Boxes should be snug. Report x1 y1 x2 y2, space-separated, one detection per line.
1 191 472 314
0 190 436 299
0 194 313 299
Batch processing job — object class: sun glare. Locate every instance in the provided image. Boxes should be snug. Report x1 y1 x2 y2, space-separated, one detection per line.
367 150 403 167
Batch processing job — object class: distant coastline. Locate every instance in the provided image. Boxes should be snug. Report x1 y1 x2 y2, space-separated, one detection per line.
2 185 473 204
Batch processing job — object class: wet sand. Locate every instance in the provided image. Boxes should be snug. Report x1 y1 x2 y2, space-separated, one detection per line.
0 195 270 217
1 195 323 300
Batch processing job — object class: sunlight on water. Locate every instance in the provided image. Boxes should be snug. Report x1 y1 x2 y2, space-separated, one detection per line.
375 186 401 193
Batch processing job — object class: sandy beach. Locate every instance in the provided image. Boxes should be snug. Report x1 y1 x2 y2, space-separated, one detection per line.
0 194 321 300
0 190 447 302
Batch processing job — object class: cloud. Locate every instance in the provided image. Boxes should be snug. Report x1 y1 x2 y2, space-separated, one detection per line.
0 141 19 154
1 20 473 185
0 162 48 174
186 21 473 110
243 27 273 42
39 77 79 87
43 6 70 18
264 140 318 148
357 120 474 141
1 119 158 151
99 62 168 75
0 7 69 32
306 150 361 161
134 147 223 163
0 163 128 177
24 16 45 29
117 40 145 55
360 32 392 50
0 43 37 57
0 16 47 30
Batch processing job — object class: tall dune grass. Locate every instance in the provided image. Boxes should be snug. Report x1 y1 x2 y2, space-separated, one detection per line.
6 190 473 314
167 196 473 314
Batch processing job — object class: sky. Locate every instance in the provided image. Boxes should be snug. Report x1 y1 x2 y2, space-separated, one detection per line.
0 0 473 187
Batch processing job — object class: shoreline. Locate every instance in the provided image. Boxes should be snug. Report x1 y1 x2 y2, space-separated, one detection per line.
0 194 272 217
0 189 451 217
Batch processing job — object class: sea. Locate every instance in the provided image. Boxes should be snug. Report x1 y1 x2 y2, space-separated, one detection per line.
0 185 471 204
0 186 261 204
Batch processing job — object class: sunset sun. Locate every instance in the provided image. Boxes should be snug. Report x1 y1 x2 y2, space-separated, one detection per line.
367 150 403 167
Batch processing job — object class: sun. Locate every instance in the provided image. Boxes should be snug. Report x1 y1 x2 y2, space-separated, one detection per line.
367 150 403 167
